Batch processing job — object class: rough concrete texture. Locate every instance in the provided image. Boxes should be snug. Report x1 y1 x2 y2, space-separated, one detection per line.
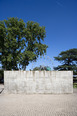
4 71 73 94
0 89 77 116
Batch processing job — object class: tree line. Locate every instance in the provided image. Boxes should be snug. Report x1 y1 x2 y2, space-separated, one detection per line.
54 48 77 75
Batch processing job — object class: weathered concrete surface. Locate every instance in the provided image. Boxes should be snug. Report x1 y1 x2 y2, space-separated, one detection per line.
0 89 77 116
4 71 73 94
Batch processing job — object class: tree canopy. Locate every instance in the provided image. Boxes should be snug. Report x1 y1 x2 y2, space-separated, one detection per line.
33 65 51 71
0 17 48 70
54 48 77 74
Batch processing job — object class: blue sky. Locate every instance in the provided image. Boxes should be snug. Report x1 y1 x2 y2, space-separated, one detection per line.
0 0 77 70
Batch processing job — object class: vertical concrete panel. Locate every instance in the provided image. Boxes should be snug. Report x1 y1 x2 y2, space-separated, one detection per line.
4 71 73 94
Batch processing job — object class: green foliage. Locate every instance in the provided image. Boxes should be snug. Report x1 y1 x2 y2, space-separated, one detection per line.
54 48 77 74
0 18 48 70
33 65 51 71
0 69 4 80
33 67 40 71
73 83 77 88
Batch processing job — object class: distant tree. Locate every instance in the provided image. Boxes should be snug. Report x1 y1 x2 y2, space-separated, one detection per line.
33 67 40 71
33 65 51 71
54 48 77 74
0 17 48 70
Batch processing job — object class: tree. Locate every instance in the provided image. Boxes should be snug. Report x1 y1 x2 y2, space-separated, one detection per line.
33 65 51 71
0 17 48 70
54 48 77 74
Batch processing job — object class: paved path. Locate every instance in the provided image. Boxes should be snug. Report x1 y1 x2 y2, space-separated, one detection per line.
0 88 77 116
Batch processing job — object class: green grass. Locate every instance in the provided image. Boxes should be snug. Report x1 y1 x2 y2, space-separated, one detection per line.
73 83 77 88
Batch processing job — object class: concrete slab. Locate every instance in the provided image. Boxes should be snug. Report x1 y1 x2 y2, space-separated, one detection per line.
4 71 73 94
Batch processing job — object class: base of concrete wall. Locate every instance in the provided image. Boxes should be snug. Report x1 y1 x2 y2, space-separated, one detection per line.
4 71 73 94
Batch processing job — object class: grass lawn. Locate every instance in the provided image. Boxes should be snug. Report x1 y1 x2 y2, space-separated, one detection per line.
73 83 77 88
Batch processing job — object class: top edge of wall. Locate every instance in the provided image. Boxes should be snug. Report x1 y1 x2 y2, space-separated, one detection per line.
4 70 73 72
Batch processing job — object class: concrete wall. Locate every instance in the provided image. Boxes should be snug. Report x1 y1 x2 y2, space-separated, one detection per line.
4 71 73 94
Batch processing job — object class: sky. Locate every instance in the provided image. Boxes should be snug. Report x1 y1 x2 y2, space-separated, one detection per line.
0 0 77 70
